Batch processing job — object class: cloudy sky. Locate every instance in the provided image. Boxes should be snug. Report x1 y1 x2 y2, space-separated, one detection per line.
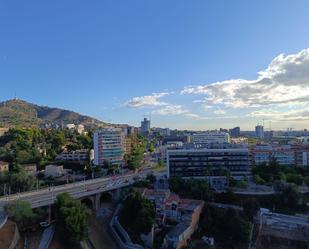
1 1 309 130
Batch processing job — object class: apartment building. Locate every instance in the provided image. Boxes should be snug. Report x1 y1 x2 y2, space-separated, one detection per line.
124 137 132 155
167 148 250 186
192 132 230 144
93 128 124 166
136 188 204 249
55 149 92 162
251 144 309 166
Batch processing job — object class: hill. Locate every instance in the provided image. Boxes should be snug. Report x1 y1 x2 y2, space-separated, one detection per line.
0 99 106 128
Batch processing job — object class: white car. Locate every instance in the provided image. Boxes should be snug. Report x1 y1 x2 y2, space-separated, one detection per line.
39 221 50 228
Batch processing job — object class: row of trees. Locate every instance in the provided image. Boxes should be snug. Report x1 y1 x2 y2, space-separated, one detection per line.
0 163 36 195
252 158 309 186
169 177 211 200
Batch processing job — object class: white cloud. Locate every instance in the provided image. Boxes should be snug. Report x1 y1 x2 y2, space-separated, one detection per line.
153 104 212 120
126 92 169 108
182 48 309 108
213 109 226 115
153 104 188 115
249 107 309 121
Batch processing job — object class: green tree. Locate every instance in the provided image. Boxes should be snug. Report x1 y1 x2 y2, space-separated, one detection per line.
149 143 155 153
5 200 35 229
146 174 156 184
54 193 88 245
119 192 155 236
243 198 260 221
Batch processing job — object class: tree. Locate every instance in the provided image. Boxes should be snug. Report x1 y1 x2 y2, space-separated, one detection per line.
169 177 211 200
119 192 155 236
243 198 260 221
54 193 88 245
201 206 251 249
146 174 156 184
5 200 35 229
304 176 309 186
149 143 155 153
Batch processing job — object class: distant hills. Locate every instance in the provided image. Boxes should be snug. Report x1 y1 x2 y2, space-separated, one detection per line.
0 99 107 128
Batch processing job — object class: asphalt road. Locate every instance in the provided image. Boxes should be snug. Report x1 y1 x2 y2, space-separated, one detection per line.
0 170 164 211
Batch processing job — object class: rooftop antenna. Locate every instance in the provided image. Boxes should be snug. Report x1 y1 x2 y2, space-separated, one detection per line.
262 118 265 127
14 92 18 100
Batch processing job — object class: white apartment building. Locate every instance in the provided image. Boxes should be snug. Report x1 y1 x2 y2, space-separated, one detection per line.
93 128 124 166
192 132 230 144
55 149 92 162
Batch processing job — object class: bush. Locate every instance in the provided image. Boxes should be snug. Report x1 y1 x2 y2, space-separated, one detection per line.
253 174 266 185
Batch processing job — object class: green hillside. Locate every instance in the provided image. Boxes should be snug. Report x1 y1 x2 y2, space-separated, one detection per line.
0 99 106 128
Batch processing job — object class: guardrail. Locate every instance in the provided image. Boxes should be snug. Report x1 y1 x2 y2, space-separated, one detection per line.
38 225 55 249
0 211 8 229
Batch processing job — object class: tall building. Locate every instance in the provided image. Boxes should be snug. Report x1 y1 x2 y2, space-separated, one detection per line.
255 125 264 139
192 132 230 144
141 118 151 135
93 128 124 166
229 127 240 137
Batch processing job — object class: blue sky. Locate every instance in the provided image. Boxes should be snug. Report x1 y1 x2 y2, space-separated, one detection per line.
1 0 309 130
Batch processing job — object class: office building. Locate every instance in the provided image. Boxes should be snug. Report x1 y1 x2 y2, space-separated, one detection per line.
167 148 250 189
93 128 124 166
192 132 230 144
255 125 264 139
141 118 151 135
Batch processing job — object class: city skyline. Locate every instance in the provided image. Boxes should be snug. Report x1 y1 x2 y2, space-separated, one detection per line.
1 1 309 130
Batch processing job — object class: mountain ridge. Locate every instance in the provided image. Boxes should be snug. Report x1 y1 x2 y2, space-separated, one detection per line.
0 99 107 128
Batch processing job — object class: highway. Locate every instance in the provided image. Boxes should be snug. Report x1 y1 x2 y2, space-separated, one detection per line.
0 170 158 211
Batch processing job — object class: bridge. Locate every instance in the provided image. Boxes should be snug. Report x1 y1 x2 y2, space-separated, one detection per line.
0 170 156 211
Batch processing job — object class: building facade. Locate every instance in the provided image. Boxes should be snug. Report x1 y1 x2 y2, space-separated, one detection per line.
255 125 264 139
124 137 132 155
55 149 91 162
192 132 230 144
141 118 151 135
167 148 249 181
93 128 124 166
251 144 309 166
229 127 240 137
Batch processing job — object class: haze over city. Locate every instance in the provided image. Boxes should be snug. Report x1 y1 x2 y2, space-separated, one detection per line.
1 0 309 130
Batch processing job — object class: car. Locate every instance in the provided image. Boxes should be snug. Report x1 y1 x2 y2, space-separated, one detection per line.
39 221 50 228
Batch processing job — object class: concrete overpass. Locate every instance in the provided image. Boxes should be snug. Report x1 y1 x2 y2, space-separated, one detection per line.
0 170 157 211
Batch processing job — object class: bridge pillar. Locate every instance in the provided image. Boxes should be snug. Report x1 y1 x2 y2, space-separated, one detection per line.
94 193 101 211
111 188 121 203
